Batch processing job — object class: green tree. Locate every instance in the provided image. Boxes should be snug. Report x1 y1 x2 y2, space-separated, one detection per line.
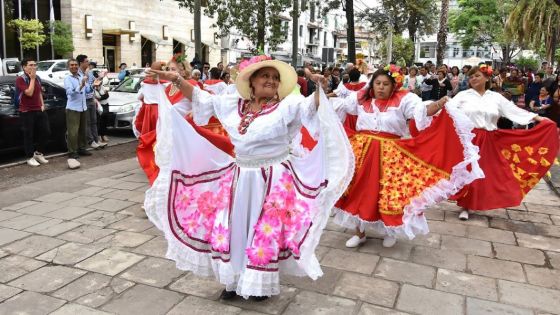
379 35 415 65
506 0 560 64
8 19 46 50
449 0 519 64
436 0 449 66
322 0 358 63
174 0 291 53
513 56 540 72
49 21 74 57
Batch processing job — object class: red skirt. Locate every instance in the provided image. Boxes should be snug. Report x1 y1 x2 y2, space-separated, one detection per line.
136 104 234 186
334 109 471 236
452 119 559 210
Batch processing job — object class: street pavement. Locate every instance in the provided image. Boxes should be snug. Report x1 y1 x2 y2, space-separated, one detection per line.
0 158 559 315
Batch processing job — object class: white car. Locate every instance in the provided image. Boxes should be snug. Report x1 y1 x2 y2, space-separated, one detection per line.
0 58 21 76
106 74 144 130
34 59 70 86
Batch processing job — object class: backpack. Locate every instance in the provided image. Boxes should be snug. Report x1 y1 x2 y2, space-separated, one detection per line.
13 75 41 110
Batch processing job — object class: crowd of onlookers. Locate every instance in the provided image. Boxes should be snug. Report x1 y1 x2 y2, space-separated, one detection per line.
15 53 560 169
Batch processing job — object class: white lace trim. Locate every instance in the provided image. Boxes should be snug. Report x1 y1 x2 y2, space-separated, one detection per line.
333 99 483 239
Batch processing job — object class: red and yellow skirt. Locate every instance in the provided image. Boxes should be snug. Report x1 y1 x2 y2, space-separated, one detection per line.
334 109 470 236
452 119 559 210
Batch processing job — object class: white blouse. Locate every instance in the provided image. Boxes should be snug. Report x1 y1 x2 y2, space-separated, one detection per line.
175 88 318 157
448 89 537 131
331 92 430 137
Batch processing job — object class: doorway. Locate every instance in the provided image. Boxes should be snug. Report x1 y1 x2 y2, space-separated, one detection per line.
104 46 116 72
141 37 155 68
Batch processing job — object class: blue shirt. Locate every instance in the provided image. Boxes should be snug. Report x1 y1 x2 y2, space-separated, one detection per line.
79 68 95 99
118 70 127 81
64 73 87 112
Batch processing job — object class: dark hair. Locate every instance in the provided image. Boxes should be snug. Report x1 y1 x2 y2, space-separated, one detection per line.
220 71 230 80
535 72 544 79
89 61 97 68
451 66 460 76
21 58 35 67
361 69 395 102
209 67 221 79
67 58 78 66
348 68 361 82
204 62 210 66
463 65 472 71
466 66 492 90
76 54 88 64
119 63 127 68
296 69 305 77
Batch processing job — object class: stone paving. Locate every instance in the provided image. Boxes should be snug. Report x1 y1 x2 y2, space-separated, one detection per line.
0 158 559 315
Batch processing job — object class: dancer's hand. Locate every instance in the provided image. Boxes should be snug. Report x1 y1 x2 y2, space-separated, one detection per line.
145 69 180 82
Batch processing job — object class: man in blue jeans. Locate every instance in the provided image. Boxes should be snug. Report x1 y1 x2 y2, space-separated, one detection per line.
77 54 106 150
15 58 51 167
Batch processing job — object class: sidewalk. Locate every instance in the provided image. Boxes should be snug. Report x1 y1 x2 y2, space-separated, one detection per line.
0 158 559 315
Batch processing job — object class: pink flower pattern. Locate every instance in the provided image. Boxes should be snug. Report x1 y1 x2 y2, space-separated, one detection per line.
211 224 230 252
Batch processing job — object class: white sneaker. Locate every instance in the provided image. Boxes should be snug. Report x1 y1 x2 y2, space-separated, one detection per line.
345 235 366 248
67 158 81 169
98 141 108 147
27 157 40 167
33 152 48 164
90 141 100 149
459 210 469 221
382 235 397 248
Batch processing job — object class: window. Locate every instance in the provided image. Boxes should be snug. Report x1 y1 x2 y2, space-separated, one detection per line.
420 45 435 58
462 49 474 57
5 60 22 74
453 47 460 57
324 31 327 46
52 62 67 72
339 42 347 49
0 84 14 108
299 25 303 37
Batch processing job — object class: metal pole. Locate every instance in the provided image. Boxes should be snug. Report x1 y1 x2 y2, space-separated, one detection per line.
194 0 202 63
50 0 54 59
291 0 298 67
1 0 6 58
18 0 22 59
35 0 38 61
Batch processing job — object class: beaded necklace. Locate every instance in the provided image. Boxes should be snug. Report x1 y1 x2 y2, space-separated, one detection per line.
238 98 278 135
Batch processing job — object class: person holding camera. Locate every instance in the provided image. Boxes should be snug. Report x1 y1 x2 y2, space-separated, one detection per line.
94 70 110 143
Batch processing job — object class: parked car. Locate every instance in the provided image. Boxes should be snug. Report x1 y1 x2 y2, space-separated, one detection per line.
33 59 70 87
0 76 67 155
0 58 21 76
106 74 144 130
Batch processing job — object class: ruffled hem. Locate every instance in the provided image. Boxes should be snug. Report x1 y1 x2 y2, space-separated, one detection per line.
333 100 483 240
399 101 483 239
145 86 354 297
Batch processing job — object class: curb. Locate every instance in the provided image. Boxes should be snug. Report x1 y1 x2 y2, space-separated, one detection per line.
0 139 137 170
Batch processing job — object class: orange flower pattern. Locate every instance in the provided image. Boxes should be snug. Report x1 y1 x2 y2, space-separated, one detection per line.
378 141 449 215
501 144 552 194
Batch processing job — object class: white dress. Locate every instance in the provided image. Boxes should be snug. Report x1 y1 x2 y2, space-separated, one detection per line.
144 86 353 297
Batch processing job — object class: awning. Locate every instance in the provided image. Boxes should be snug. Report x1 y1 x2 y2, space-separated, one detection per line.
103 28 138 36
141 34 171 46
271 54 291 62
173 37 194 48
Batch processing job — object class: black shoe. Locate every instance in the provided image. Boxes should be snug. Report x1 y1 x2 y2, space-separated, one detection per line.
78 150 92 156
219 289 237 300
252 296 269 302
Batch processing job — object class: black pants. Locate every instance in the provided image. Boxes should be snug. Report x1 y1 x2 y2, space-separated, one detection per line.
20 111 51 158
98 104 110 137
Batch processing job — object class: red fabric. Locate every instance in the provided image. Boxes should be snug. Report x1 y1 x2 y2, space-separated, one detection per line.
344 82 366 91
16 75 42 112
452 119 559 210
300 127 317 151
336 109 465 227
188 79 204 89
135 102 159 185
204 79 222 85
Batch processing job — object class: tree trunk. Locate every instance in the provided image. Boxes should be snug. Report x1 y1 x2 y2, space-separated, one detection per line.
346 0 356 63
291 0 298 67
501 45 510 65
194 0 202 62
436 0 449 66
407 14 418 61
256 0 266 53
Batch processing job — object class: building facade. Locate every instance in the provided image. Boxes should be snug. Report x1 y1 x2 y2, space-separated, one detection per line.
1 0 221 70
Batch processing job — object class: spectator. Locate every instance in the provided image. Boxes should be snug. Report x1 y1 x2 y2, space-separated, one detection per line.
503 68 525 105
296 69 308 96
217 61 224 73
221 71 231 84
94 70 110 143
424 68 452 101
201 62 210 82
493 68 508 91
458 65 472 92
418 66 433 101
543 66 557 90
403 66 421 95
448 66 461 96
77 54 106 150
118 63 127 81
16 58 50 167
529 86 553 117
64 58 91 169
525 73 544 105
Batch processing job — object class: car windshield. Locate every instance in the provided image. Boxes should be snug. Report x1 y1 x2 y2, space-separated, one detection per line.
5 60 22 74
37 61 55 71
114 76 143 93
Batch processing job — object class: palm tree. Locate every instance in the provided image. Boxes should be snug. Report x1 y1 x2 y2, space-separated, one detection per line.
436 0 449 66
507 0 560 64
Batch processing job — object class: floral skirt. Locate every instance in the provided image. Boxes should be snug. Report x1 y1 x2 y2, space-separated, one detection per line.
452 120 559 210
144 86 353 297
334 108 482 238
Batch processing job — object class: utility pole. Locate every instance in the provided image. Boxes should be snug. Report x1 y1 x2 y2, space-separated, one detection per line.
194 0 202 63
291 0 298 67
345 0 356 63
